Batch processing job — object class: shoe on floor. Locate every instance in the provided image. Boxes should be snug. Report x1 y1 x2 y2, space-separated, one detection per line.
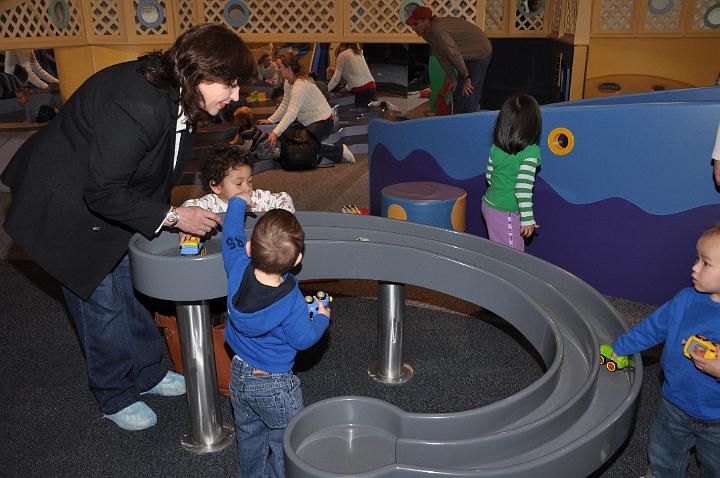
104 401 157 431
142 371 186 396
341 144 356 163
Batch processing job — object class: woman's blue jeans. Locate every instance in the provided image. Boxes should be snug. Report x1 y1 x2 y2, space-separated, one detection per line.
647 397 720 477
230 356 304 478
62 255 166 414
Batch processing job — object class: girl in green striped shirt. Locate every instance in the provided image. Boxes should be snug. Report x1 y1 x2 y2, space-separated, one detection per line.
482 93 542 251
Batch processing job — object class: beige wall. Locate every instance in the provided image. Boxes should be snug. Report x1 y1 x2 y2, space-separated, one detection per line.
586 37 720 87
55 44 169 101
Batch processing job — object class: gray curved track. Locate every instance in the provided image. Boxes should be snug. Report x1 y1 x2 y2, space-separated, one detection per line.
129 212 641 477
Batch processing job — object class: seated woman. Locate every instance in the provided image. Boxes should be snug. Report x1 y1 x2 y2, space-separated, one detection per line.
327 43 376 106
257 53 355 164
256 53 278 86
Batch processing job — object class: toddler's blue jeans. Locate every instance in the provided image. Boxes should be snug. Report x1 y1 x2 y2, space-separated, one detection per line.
648 396 720 477
230 355 303 478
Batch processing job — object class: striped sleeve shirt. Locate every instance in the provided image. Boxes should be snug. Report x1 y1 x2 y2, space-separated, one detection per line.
483 143 541 226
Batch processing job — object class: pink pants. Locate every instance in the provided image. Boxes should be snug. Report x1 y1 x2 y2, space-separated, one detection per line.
481 202 524 251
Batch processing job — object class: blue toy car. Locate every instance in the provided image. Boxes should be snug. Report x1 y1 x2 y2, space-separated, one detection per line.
305 291 332 318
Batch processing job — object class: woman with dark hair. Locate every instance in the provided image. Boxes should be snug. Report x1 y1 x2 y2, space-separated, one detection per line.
258 53 355 164
327 43 376 106
1 23 255 431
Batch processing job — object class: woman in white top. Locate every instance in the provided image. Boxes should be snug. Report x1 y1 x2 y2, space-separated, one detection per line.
258 53 354 163
4 49 58 89
327 43 376 106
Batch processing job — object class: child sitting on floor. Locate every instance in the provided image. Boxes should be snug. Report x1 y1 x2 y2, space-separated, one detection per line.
180 145 294 242
229 106 279 162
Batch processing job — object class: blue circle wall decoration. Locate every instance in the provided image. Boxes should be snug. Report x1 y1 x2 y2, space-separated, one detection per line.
400 0 425 23
224 0 250 28
704 4 720 29
647 0 673 15
136 0 165 29
49 0 69 30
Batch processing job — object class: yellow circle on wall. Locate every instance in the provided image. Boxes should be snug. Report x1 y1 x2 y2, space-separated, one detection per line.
548 127 575 156
387 204 408 221
451 193 467 231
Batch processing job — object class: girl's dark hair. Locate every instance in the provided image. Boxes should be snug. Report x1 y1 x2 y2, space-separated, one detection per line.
257 53 272 65
139 23 256 124
277 53 307 80
250 209 305 274
493 93 542 154
200 144 253 193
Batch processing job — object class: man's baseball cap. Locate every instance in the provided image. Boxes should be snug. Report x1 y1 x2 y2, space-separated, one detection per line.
406 6 432 26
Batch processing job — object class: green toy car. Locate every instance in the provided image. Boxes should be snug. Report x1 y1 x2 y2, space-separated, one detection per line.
599 343 635 372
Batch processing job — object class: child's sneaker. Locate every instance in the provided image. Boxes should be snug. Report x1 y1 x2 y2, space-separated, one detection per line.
104 401 157 431
342 144 356 163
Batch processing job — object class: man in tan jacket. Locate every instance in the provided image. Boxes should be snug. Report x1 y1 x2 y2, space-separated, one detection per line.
406 6 492 114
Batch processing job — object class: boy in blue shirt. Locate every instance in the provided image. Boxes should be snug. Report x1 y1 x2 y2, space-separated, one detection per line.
609 224 720 477
222 193 330 477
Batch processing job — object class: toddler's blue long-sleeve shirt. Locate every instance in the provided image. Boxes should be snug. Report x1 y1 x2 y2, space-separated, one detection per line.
613 287 720 420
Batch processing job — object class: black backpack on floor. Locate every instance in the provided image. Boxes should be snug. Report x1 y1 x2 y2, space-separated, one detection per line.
279 125 318 171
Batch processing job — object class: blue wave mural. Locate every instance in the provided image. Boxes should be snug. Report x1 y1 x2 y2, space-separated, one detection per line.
369 99 720 215
370 144 719 305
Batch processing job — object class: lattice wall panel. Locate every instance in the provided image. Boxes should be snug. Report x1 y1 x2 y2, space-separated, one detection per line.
691 0 716 31
349 0 407 33
514 7 545 32
1 0 82 39
563 0 577 34
595 0 634 33
91 0 122 37
203 0 338 34
485 0 506 32
133 0 169 36
551 0 563 32
175 0 196 33
642 1 682 31
432 0 478 23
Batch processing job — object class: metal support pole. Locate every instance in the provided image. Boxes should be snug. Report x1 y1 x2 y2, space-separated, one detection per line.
175 301 234 453
368 281 413 383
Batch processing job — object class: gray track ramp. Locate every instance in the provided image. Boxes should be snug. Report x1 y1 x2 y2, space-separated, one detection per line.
128 212 641 477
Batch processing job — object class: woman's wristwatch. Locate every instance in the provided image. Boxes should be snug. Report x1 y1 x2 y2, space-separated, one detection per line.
165 206 180 227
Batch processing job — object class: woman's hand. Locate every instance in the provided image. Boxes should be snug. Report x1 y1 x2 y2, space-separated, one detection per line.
174 206 222 237
256 118 271 125
520 224 539 238
268 132 279 151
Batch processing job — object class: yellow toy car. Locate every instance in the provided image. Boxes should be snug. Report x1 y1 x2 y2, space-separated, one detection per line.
683 335 717 360
180 236 205 256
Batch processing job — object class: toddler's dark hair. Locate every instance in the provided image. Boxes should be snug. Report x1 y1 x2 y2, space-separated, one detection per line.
493 93 542 154
200 144 253 193
250 209 305 274
270 86 284 102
